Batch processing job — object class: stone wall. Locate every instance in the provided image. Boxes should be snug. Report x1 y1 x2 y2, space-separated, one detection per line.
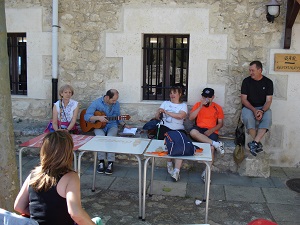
5 1 300 167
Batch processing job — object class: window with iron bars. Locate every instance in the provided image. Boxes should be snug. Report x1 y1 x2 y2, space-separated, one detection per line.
7 33 27 95
142 34 189 101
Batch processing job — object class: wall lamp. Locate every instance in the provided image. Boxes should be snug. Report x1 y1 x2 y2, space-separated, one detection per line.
266 0 281 23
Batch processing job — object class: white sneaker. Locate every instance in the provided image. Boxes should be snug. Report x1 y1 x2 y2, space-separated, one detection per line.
171 170 180 182
216 141 225 156
201 170 206 183
167 163 174 175
201 169 211 184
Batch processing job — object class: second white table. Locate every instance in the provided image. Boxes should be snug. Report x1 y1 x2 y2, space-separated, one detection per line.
78 136 151 219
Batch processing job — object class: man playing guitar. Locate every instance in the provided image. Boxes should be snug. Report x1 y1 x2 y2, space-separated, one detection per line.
84 89 129 175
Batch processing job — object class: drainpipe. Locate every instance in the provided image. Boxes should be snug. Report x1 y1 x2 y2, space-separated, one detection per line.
52 0 59 105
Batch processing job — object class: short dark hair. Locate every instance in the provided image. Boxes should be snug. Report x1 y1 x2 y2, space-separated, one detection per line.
250 61 263 71
170 86 184 103
105 89 119 99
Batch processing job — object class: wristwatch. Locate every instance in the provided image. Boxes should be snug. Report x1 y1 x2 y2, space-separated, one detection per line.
261 109 265 113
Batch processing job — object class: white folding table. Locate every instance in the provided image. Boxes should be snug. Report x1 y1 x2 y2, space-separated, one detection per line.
18 133 94 188
77 136 151 219
142 139 212 223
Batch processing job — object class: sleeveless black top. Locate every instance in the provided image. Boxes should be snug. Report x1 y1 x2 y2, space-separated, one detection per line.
28 176 74 225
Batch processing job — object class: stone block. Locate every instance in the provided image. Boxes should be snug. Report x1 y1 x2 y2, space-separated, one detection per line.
242 124 271 177
238 152 270 178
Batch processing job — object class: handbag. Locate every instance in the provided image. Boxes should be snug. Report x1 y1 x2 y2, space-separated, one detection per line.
234 116 245 145
44 120 79 134
143 118 160 130
44 120 55 133
233 144 245 164
164 130 199 156
143 118 160 139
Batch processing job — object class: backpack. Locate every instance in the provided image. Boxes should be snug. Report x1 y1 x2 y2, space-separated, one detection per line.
164 130 199 156
143 118 160 139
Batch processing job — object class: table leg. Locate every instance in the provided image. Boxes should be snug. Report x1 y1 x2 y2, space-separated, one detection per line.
77 151 86 178
203 162 211 224
149 157 155 196
19 147 26 189
73 151 77 172
92 151 97 192
134 155 142 219
142 157 151 221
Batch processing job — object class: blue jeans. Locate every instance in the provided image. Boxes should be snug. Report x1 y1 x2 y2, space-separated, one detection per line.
242 107 272 130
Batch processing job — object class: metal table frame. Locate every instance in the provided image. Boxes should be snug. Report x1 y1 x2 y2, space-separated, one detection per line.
77 136 151 219
18 133 94 188
142 140 212 223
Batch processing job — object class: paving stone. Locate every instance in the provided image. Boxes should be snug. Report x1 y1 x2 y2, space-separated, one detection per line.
186 183 225 201
188 170 203 183
267 203 300 224
270 177 289 189
212 172 253 186
270 166 287 178
282 167 300 178
80 174 116 190
110 177 141 193
225 186 265 203
250 177 275 188
262 187 300 205
147 180 186 197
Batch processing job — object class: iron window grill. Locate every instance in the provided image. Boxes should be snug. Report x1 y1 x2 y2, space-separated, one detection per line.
142 34 190 101
7 33 27 95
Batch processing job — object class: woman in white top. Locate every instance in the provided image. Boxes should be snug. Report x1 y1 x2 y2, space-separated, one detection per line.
155 86 188 182
52 84 79 133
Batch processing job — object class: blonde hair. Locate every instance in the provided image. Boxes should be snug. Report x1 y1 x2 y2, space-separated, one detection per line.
59 84 74 98
29 131 74 192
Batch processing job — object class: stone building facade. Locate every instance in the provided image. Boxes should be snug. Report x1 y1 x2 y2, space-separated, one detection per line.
5 0 300 167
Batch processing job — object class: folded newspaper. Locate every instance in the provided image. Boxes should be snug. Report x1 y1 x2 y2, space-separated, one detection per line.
119 127 137 136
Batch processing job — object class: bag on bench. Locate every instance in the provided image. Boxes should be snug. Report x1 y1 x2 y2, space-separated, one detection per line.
164 130 199 156
234 116 245 145
143 118 160 139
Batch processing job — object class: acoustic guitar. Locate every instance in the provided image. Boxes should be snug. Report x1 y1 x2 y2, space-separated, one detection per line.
79 109 131 133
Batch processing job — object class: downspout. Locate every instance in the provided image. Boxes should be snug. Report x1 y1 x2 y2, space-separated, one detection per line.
52 0 59 105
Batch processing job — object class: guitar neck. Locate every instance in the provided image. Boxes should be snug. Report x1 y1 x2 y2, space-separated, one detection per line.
106 116 122 121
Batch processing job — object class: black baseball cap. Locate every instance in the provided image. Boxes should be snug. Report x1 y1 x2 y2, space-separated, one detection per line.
201 88 214 98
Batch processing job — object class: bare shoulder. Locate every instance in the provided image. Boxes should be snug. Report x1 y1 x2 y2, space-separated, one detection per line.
63 171 79 180
58 171 79 185
57 171 79 197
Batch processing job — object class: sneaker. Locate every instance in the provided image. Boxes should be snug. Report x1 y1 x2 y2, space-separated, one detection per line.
256 142 263 153
105 162 113 175
201 169 211 184
171 170 180 182
97 161 105 174
248 141 258 156
216 141 225 156
201 170 206 183
167 163 174 175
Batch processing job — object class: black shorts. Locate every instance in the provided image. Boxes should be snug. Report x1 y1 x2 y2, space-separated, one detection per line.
190 126 218 141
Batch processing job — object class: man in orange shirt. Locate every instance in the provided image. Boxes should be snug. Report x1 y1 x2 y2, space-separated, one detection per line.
189 88 224 183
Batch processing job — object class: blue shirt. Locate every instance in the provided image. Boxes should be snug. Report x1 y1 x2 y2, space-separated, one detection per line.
84 96 121 132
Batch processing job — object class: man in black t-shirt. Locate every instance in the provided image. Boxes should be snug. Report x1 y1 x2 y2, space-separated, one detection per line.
241 61 273 156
